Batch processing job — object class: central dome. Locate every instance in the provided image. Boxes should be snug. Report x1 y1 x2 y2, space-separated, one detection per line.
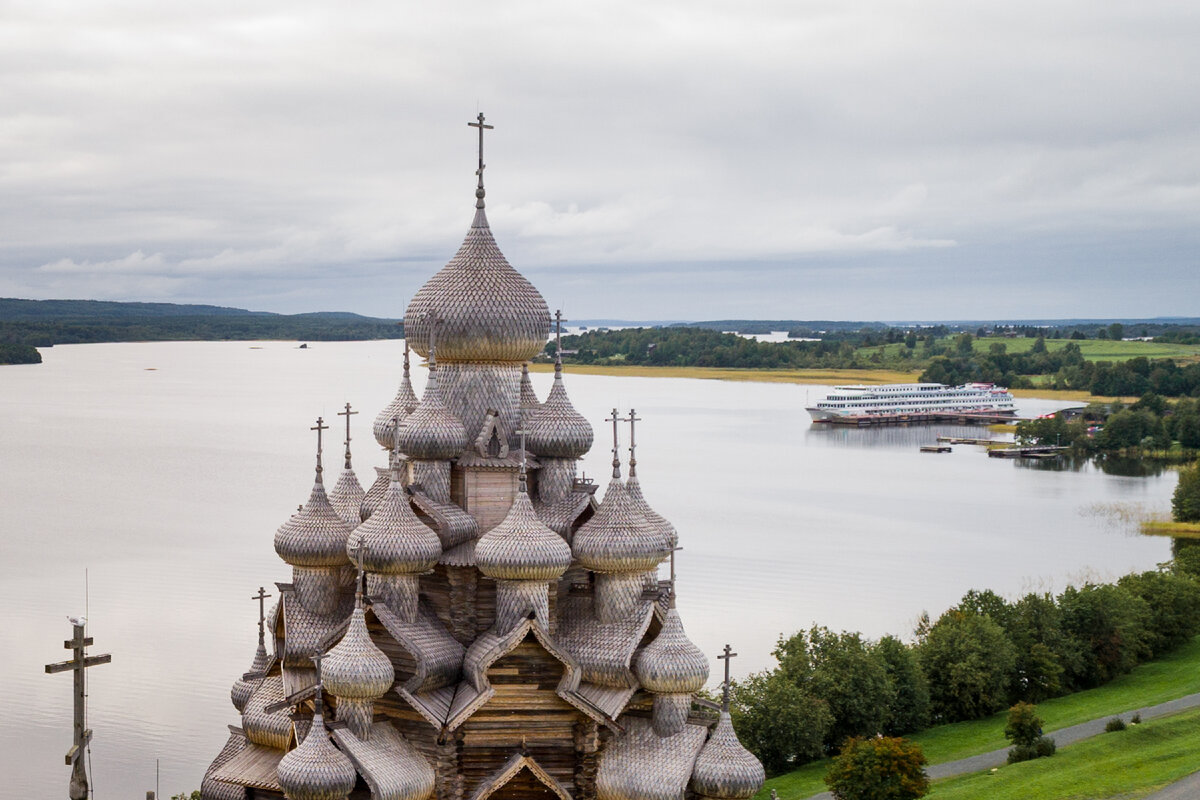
405 206 550 363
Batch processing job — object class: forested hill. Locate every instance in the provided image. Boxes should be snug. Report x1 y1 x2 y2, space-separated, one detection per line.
0 298 404 364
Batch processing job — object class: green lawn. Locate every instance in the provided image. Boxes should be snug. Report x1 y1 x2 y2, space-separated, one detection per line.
757 635 1200 800
929 706 1200 799
856 337 1200 366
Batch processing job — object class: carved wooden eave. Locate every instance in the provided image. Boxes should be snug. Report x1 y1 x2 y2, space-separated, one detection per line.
468 752 573 800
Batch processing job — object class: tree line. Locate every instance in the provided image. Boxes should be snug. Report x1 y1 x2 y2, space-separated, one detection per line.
730 468 1200 776
1017 395 1200 452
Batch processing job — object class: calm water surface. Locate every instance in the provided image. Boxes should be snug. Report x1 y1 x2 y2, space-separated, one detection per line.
0 341 1176 798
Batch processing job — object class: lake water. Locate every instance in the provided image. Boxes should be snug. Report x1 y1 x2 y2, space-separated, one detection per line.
0 340 1177 798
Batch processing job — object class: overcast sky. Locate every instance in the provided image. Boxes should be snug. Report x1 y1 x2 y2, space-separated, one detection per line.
2 1 1198 320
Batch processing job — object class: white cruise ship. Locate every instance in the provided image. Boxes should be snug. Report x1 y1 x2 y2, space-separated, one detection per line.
807 382 1016 422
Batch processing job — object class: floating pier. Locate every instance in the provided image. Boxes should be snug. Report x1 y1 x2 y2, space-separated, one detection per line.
987 445 1068 459
936 436 995 445
920 445 952 453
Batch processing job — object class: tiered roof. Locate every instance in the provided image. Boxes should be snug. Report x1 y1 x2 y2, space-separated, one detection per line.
202 116 763 800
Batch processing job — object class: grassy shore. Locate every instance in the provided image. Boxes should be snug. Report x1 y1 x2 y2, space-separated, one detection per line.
532 363 1137 403
929 706 1200 799
528 363 920 385
756 635 1200 800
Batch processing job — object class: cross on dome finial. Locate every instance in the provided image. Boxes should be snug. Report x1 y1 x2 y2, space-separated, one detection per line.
403 337 411 377
515 427 530 492
553 309 567 371
627 408 642 476
718 644 738 711
338 403 358 469
348 540 367 601
252 586 272 644
311 417 328 475
424 312 444 368
311 650 326 716
468 112 494 209
606 408 627 479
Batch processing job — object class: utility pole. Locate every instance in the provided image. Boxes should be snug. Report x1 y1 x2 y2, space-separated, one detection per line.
45 620 111 800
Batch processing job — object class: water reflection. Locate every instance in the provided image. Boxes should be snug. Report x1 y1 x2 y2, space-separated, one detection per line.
806 422 1006 450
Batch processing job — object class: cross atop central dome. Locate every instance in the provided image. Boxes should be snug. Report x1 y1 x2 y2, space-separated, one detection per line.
404 114 550 363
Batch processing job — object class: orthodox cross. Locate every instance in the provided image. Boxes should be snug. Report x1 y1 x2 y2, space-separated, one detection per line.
515 427 529 492
468 112 493 175
348 540 366 597
310 651 326 715
717 644 737 711
390 416 403 474
553 309 567 365
45 620 111 800
627 408 642 476
311 417 328 475
423 312 444 367
606 408 626 479
252 586 272 644
337 403 357 469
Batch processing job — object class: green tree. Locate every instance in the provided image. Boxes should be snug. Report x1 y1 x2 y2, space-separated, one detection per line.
1004 702 1056 763
1109 322 1125 341
1057 583 1150 689
824 736 930 800
1117 570 1200 657
1005 592 1071 702
874 636 930 735
1031 335 1047 354
918 610 1016 722
805 627 893 748
1173 466 1200 523
730 672 832 775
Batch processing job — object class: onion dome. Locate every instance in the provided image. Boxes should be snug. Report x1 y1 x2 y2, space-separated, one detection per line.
276 711 357 800
329 469 364 529
519 363 542 420
525 360 593 458
690 713 766 799
275 428 354 568
625 477 676 550
359 467 389 523
231 639 271 713
573 479 668 573
396 363 467 460
403 181 550 362
476 490 572 581
322 608 394 702
352 475 442 575
635 609 709 694
374 342 420 449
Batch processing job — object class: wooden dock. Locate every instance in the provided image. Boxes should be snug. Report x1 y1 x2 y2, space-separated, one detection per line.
920 445 952 453
936 436 995 445
987 445 1068 459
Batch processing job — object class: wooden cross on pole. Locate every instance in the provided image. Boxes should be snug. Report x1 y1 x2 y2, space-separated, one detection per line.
252 586 272 645
337 403 357 469
311 417 328 475
514 427 530 492
348 539 367 598
553 309 567 365
627 408 642 476
45 621 111 800
606 408 626 479
717 644 737 711
468 112 493 176
311 651 326 715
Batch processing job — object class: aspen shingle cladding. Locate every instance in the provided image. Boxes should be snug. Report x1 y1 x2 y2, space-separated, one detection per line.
201 163 765 800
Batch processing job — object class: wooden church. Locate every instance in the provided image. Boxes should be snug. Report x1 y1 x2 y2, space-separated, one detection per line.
200 116 765 800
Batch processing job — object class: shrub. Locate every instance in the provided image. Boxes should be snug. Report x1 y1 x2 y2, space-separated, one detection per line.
1132 712 1142 725
1004 702 1056 763
1105 717 1127 732
824 736 930 800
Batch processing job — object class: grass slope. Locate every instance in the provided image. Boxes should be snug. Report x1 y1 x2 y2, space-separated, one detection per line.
929 706 1200 800
529 363 921 385
757 635 1200 800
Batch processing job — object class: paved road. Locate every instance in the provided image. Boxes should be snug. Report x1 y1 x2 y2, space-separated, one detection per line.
799 691 1200 800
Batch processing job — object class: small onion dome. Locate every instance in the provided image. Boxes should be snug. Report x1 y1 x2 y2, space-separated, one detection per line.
321 607 394 701
275 472 354 568
373 350 420 450
635 608 709 694
573 480 669 573
476 491 572 581
625 475 677 549
328 467 365 529
525 363 593 458
276 712 357 800
404 206 550 363
396 370 467 460
352 480 441 574
359 467 389 523
690 712 766 800
231 640 271 712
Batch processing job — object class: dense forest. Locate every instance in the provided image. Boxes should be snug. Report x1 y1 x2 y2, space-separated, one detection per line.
0 298 404 363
